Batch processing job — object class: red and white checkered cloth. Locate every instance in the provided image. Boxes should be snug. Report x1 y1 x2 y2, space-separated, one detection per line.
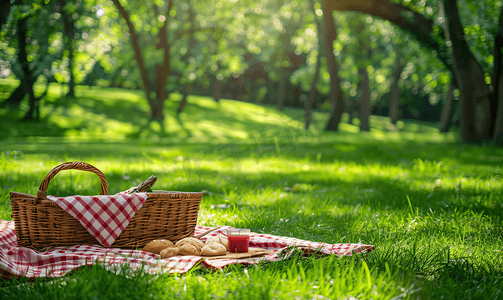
0 220 374 278
47 193 147 248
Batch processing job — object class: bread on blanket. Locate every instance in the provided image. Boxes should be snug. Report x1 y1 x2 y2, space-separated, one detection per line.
143 239 175 255
204 234 229 250
160 247 180 259
175 237 205 252
178 243 200 256
201 242 227 256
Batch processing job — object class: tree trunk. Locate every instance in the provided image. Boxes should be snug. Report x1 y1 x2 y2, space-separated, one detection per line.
67 30 75 97
277 68 285 111
437 1 454 133
150 101 164 121
58 0 75 97
359 64 371 131
323 1 345 131
213 77 221 102
440 81 455 133
3 81 27 107
306 0 324 130
389 57 406 125
112 0 155 118
0 1 12 29
493 69 503 142
305 50 322 130
237 75 246 101
444 0 492 142
356 17 371 132
152 0 174 122
293 85 301 107
16 16 38 120
492 7 503 142
23 84 38 120
178 83 190 115
24 79 49 120
347 97 356 123
177 0 195 114
114 0 174 122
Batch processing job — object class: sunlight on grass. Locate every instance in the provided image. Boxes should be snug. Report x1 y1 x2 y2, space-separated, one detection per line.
338 122 360 133
1 81 503 299
1 79 458 145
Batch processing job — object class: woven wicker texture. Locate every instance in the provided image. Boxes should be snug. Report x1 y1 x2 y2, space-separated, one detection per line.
10 162 203 250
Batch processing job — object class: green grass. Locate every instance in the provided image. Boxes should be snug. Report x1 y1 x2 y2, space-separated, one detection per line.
1 79 503 299
0 256 419 300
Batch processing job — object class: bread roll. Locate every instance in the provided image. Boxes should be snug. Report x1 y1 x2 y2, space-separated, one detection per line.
201 242 227 256
178 243 200 256
205 235 229 250
175 237 205 252
143 239 175 255
160 247 180 259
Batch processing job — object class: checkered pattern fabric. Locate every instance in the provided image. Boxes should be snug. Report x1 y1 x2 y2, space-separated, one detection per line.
47 193 147 247
0 220 375 278
199 226 375 269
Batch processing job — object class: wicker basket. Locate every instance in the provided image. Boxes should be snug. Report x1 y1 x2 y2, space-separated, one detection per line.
10 162 203 250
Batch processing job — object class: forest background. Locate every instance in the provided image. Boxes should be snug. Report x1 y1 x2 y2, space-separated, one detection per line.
1 0 503 144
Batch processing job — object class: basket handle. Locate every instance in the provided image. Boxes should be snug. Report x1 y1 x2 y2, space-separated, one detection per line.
36 162 108 201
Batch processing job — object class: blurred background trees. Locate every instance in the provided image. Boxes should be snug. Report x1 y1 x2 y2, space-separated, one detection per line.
1 0 502 143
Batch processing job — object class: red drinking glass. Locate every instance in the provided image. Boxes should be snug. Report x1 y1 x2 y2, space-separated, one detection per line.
228 229 250 253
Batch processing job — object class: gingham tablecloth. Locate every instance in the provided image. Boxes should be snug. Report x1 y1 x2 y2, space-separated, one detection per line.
0 220 374 278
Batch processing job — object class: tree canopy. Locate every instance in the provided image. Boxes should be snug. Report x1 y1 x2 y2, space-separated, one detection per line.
1 0 502 143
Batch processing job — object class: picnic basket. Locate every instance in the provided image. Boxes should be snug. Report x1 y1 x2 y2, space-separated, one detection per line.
10 162 203 250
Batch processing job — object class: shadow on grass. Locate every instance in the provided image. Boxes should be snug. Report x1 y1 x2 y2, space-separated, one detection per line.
0 109 69 139
4 151 501 234
1 84 308 141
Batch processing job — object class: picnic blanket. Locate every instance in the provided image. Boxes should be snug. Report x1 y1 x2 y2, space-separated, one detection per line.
0 220 374 279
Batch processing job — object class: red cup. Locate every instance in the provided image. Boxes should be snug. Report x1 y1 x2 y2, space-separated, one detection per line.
228 229 250 253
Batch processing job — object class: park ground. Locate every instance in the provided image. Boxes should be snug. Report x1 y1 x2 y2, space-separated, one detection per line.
0 80 502 299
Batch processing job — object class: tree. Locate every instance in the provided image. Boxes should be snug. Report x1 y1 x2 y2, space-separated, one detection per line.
111 0 174 122
355 18 371 132
176 0 197 115
267 1 307 110
326 0 452 71
323 1 345 131
111 0 222 124
389 53 406 125
305 0 324 130
0 0 16 29
56 0 84 98
2 0 100 111
443 0 492 141
325 0 502 143
1 1 62 119
439 81 455 132
493 7 503 142
204 0 307 108
358 48 371 131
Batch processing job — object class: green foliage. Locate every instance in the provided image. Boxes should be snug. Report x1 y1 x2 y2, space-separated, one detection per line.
0 1 64 83
1 0 500 122
457 0 501 75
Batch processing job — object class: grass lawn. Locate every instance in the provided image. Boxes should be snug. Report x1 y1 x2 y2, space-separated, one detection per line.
0 79 502 299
